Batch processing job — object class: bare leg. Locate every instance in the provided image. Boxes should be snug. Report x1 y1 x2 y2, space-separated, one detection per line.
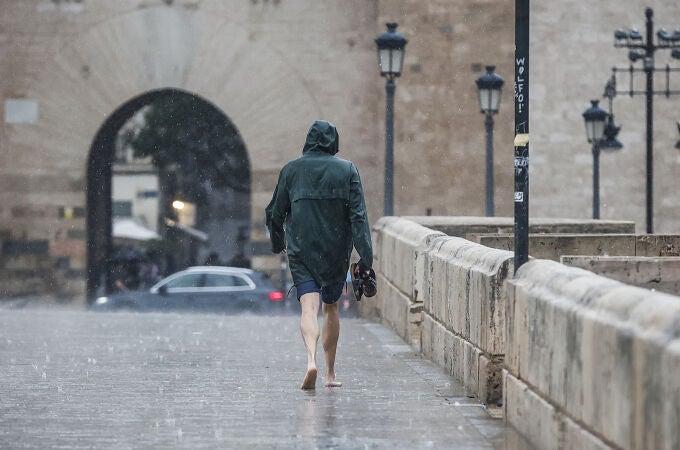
322 301 342 387
300 293 320 389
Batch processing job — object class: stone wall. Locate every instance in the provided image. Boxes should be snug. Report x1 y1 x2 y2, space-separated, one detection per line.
367 216 680 449
562 256 680 296
365 216 513 403
505 260 680 450
468 233 680 262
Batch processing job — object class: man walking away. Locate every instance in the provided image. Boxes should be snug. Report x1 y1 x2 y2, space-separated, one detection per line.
266 120 374 390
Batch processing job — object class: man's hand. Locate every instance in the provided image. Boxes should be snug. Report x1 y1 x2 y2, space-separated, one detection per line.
352 260 377 298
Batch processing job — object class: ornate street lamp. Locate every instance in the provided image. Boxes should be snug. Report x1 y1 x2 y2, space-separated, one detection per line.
613 7 680 233
600 76 623 150
375 23 407 216
582 100 609 219
475 65 504 216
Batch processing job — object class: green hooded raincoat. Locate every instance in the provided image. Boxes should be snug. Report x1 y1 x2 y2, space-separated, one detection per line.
265 121 373 287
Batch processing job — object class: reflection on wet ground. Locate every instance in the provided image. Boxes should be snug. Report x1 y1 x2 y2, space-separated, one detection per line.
0 306 533 448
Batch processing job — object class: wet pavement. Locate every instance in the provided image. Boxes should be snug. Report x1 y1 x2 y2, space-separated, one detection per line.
0 305 531 449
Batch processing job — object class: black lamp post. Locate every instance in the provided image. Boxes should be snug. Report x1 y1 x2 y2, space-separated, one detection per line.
375 23 407 216
613 7 680 233
476 66 504 216
600 76 624 150
582 100 609 219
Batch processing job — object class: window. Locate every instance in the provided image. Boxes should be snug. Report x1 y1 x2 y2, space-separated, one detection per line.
164 273 203 289
112 201 132 217
204 273 250 288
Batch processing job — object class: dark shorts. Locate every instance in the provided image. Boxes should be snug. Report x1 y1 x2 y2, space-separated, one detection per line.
296 280 345 304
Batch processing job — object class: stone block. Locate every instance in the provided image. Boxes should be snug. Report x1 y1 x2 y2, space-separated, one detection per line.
635 235 680 256
373 217 445 300
628 294 680 450
381 277 412 345
426 238 449 324
425 235 512 354
470 233 636 261
579 308 634 449
407 302 424 348
414 234 445 305
662 340 680 450
463 340 480 398
421 314 466 386
420 313 434 358
504 371 561 450
562 415 615 450
504 275 530 378
524 287 554 398
468 252 511 355
405 217 635 238
509 258 680 450
478 353 503 404
561 255 680 295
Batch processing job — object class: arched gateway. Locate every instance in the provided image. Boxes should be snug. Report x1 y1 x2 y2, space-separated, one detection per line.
87 89 250 300
0 4 355 302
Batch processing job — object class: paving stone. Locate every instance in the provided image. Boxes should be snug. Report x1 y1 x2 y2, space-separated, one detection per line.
0 307 532 449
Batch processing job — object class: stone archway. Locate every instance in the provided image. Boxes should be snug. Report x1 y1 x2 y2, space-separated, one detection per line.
2 5 340 302
86 89 250 301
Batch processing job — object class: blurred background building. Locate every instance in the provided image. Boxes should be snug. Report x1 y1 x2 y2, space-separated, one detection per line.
0 0 679 302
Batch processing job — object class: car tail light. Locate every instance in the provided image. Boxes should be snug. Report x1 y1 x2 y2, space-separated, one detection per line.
269 291 284 301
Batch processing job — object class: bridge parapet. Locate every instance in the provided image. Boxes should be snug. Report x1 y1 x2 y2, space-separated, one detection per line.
365 216 680 449
365 216 513 403
506 259 680 450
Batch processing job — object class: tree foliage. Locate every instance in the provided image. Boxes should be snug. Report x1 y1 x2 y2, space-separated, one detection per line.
128 92 250 199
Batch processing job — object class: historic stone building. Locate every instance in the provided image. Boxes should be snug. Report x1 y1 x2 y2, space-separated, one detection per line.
1 0 679 302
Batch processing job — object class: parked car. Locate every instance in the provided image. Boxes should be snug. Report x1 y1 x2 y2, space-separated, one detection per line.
91 266 286 314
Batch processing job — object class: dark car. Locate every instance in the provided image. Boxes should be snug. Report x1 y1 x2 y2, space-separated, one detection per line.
91 266 286 314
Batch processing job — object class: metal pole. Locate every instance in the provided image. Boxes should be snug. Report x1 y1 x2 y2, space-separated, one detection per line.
485 114 495 216
592 142 600 219
384 78 395 216
644 7 654 233
514 0 530 272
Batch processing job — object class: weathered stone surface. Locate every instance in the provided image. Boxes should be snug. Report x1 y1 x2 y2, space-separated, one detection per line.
470 233 637 261
504 371 560 450
635 235 680 257
507 259 680 450
561 255 680 295
0 309 526 448
663 340 680 450
380 274 412 346
406 217 636 238
372 217 445 301
426 235 512 354
562 416 615 450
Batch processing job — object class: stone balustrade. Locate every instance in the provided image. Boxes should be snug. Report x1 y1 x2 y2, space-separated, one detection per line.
506 259 680 449
364 216 680 449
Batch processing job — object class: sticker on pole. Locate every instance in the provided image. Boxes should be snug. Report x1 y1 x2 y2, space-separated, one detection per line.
514 192 524 202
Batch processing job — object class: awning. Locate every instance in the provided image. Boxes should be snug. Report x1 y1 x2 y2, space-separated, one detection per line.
164 218 209 242
113 218 160 241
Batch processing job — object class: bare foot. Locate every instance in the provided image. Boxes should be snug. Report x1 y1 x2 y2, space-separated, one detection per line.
325 374 342 387
301 368 317 390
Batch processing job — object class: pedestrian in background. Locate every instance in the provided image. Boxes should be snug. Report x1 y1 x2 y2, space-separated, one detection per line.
266 120 374 389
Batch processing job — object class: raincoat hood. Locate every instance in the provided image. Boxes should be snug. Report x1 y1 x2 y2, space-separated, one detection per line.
302 120 339 155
